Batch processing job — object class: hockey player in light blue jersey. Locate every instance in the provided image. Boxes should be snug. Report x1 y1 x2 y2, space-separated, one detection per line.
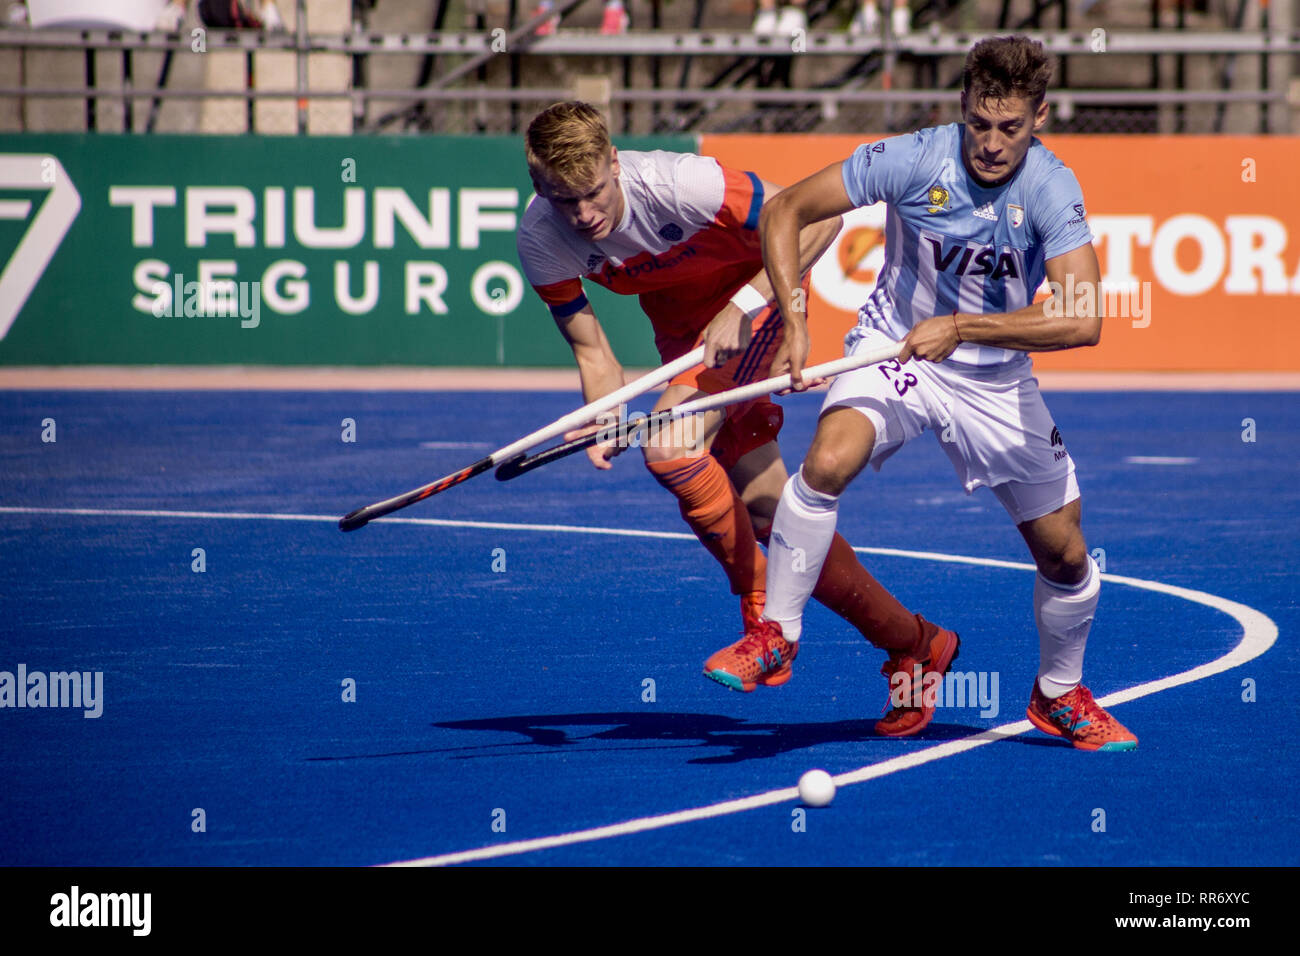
750 35 1138 750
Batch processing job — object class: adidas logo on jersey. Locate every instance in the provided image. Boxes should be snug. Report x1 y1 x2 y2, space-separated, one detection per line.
973 203 998 222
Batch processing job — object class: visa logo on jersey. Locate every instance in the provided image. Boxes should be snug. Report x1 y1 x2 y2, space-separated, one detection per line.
928 239 1019 280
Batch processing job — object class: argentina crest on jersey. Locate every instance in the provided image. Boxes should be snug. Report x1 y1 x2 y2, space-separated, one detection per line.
1008 204 1024 228
924 155 961 214
926 184 951 214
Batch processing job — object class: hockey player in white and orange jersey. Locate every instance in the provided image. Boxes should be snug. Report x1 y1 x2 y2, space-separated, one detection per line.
516 102 958 731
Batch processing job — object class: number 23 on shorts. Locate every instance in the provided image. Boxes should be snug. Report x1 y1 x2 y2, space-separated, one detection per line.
877 359 917 396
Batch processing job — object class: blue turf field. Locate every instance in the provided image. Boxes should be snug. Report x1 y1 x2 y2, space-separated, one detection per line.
0 387 1296 866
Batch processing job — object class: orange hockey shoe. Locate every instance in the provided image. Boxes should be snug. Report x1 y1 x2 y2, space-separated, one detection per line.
1026 681 1138 751
704 618 799 692
874 627 961 737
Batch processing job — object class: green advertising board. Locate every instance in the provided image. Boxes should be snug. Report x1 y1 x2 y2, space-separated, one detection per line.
0 133 694 366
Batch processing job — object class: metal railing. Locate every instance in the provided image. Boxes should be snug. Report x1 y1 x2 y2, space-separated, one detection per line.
1 23 1294 133
5 26 1299 55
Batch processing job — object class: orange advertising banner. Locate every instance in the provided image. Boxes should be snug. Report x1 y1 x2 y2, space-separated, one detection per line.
700 134 1300 371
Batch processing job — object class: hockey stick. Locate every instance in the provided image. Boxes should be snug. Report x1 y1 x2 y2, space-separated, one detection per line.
338 345 705 531
495 339 904 481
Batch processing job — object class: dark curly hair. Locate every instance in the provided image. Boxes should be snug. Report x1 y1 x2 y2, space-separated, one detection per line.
962 35 1055 109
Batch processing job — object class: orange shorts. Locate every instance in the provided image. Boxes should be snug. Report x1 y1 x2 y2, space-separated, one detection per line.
656 297 790 471
711 399 784 471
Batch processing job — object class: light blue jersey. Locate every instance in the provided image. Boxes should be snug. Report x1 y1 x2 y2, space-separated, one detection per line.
841 123 1093 369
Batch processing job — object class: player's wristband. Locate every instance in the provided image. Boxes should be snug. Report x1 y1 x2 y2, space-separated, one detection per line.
952 310 962 344
729 284 769 319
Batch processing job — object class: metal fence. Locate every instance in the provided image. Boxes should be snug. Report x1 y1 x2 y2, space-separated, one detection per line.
0 0 1295 134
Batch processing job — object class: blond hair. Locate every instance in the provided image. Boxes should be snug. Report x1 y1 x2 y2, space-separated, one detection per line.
525 101 613 191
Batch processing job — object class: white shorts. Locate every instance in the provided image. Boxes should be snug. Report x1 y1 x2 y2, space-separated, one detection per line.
823 328 1080 525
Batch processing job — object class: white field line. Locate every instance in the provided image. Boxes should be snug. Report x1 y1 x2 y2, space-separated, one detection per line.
388 578 1274 867
0 505 1278 866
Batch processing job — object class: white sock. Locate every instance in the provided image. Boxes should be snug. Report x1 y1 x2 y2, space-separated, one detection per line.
762 468 840 642
1034 555 1100 698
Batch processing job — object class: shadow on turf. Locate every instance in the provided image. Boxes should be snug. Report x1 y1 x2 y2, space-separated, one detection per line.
305 711 1072 763
396 712 1038 764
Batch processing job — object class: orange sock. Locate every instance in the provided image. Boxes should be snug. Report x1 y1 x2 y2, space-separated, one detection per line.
646 455 765 606
817 533 937 655
753 523 934 656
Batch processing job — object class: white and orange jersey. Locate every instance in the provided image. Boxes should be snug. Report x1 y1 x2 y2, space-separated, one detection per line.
516 150 766 345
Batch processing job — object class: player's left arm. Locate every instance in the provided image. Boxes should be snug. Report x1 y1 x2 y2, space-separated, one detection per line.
701 178 842 368
900 242 1102 363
